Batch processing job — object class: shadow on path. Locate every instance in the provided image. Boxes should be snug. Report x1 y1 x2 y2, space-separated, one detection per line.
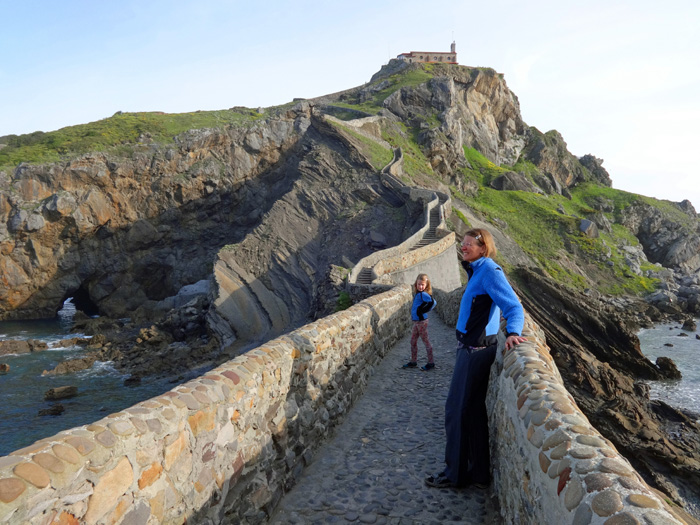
269 314 501 525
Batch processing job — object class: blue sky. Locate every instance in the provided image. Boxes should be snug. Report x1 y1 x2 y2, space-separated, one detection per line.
2 0 699 210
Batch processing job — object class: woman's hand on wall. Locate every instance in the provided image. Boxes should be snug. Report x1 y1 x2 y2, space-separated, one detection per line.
504 335 527 352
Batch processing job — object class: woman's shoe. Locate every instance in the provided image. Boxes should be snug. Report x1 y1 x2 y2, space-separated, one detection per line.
402 361 417 368
425 472 457 488
421 363 435 371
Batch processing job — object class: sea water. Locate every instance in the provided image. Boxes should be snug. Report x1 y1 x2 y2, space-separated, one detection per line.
0 301 179 456
639 318 700 416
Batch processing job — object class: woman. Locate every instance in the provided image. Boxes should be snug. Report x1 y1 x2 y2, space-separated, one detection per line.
425 228 527 489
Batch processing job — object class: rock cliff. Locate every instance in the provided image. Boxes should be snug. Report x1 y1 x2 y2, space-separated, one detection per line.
0 105 416 325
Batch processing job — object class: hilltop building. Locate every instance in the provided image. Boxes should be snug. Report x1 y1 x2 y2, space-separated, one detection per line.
397 42 457 64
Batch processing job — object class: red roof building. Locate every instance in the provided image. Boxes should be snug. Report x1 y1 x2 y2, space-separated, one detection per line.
397 42 457 64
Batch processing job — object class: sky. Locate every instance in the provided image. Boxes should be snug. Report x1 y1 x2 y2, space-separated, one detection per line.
1 0 699 210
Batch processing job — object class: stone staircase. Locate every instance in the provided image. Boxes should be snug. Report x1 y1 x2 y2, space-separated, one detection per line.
410 206 440 251
355 203 443 285
355 267 375 285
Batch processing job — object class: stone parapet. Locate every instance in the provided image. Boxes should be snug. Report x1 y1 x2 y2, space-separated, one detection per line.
488 314 687 524
0 286 412 524
373 232 455 278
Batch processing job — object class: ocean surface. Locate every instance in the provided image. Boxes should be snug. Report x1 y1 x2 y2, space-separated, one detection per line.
639 318 700 416
0 301 180 456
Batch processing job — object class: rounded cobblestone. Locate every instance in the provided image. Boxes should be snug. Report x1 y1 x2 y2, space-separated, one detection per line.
0 477 26 503
585 472 614 492
603 511 641 524
591 489 623 517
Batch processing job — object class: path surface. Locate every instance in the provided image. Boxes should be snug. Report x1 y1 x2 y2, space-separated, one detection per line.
268 314 501 525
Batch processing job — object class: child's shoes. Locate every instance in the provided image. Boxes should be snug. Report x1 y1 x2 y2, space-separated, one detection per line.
421 363 435 371
402 361 418 369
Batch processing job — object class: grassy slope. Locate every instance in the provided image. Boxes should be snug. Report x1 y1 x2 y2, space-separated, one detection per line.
0 107 269 171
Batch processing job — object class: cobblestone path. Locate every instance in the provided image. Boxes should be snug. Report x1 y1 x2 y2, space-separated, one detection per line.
268 314 501 525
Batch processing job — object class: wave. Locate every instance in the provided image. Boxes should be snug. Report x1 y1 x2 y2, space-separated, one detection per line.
76 360 125 379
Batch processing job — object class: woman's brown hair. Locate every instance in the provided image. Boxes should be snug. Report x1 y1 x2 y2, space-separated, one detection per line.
465 228 497 258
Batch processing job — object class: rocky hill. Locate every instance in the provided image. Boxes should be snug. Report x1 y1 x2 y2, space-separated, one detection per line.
1 60 699 516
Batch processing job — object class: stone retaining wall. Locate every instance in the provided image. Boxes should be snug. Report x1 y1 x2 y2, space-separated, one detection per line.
372 232 455 279
0 286 413 524
378 240 461 293
488 314 687 524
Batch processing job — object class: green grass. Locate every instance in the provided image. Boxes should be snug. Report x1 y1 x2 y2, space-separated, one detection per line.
570 182 695 230
454 181 662 294
333 67 434 115
463 147 511 186
335 291 353 311
0 108 266 172
381 123 433 178
452 207 471 227
326 120 393 170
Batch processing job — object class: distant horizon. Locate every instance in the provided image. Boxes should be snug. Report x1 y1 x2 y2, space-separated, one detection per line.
1 1 698 211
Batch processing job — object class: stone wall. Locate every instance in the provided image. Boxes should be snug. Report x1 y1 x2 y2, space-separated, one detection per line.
377 238 461 293
0 286 412 524
488 314 688 524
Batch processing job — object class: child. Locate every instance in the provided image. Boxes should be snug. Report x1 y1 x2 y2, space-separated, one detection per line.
403 273 437 371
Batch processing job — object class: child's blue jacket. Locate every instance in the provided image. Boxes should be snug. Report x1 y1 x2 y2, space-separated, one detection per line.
411 291 436 321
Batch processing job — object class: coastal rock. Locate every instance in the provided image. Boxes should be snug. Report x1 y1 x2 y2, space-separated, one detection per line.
579 154 612 186
656 357 682 379
44 386 78 400
520 129 610 193
619 201 700 272
490 171 542 193
0 339 47 356
682 318 697 332
42 355 98 376
0 105 318 320
380 65 526 172
646 290 682 315
38 403 65 416
0 363 9 373
579 219 599 239
0 340 30 356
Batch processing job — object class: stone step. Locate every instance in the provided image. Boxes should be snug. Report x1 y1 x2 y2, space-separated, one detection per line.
356 268 374 284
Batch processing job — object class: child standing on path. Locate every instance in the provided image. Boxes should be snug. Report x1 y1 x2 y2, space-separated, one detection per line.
403 273 437 371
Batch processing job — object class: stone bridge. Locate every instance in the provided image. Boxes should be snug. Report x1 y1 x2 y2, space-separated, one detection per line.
0 127 690 523
0 182 688 524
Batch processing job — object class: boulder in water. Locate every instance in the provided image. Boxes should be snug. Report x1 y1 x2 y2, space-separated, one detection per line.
0 363 9 373
42 355 97 375
38 403 65 416
682 318 697 332
0 340 30 356
44 385 78 400
656 356 682 379
124 375 141 386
